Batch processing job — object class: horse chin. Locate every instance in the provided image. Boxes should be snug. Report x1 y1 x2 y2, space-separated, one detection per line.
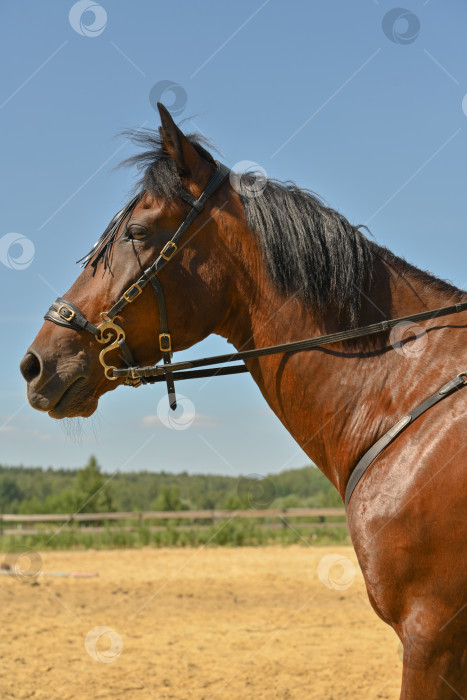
47 378 99 419
49 399 98 420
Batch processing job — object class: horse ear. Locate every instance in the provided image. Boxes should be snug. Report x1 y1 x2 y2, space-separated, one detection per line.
157 102 209 182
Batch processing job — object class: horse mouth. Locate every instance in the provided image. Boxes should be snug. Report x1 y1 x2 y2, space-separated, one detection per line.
48 377 97 419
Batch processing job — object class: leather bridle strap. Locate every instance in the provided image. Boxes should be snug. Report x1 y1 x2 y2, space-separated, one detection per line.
45 299 99 336
345 371 467 506
101 161 230 409
105 162 231 322
148 274 176 408
113 301 467 381
45 297 143 385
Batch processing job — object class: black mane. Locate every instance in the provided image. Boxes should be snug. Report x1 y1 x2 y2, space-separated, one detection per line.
90 128 464 318
238 179 465 321
121 127 216 199
238 175 374 324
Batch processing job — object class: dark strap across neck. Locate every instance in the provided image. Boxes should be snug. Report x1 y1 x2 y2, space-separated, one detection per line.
113 301 467 381
345 371 467 506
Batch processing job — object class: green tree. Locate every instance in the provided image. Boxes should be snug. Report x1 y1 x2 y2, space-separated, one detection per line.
0 476 23 509
152 484 185 511
72 456 114 513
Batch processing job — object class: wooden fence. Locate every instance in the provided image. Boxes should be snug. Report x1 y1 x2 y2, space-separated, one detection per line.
0 508 347 536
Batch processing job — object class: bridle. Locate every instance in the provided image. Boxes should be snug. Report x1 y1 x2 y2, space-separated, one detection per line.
44 158 467 505
45 161 231 411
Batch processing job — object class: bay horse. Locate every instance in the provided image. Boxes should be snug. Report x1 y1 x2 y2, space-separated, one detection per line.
21 104 466 698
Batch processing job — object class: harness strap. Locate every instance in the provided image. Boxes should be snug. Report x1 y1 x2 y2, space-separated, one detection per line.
149 275 176 409
106 162 231 321
117 337 137 366
178 190 204 211
113 301 467 380
117 338 146 387
44 298 99 336
142 365 249 383
344 372 467 506
102 161 230 408
45 297 144 387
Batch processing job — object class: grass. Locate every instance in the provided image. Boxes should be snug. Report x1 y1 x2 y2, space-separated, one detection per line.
0 519 351 551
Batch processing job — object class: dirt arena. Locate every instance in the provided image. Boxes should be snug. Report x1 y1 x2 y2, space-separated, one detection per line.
0 546 402 699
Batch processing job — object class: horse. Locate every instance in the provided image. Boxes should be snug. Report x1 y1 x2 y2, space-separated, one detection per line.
20 103 467 698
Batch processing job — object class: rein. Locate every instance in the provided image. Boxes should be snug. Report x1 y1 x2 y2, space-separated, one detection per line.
111 301 467 382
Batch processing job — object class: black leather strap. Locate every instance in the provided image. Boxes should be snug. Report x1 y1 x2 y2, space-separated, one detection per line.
44 298 99 335
134 365 249 383
104 161 230 409
45 298 145 386
113 301 467 380
106 162 231 321
178 190 204 211
345 372 467 506
149 275 176 409
117 337 137 367
117 338 147 386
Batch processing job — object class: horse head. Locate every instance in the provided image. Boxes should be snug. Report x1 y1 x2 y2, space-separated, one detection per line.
20 104 245 418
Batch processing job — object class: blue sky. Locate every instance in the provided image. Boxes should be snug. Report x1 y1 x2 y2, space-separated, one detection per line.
0 0 465 476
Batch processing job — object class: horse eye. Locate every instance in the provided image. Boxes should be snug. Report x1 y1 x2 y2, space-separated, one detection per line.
126 225 148 241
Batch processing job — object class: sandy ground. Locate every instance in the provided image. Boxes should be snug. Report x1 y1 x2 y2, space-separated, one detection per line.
0 546 402 700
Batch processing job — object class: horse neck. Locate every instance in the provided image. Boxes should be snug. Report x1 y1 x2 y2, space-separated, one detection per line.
217 234 465 499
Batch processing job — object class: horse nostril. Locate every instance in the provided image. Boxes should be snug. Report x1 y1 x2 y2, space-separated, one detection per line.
20 352 42 383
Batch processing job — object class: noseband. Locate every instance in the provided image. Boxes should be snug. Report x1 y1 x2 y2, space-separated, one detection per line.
44 161 231 411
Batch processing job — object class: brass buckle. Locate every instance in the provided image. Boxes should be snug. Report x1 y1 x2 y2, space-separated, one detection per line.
123 283 142 303
160 241 177 261
159 333 172 353
57 304 75 322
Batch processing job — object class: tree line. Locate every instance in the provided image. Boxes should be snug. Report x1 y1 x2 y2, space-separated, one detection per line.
0 456 342 514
